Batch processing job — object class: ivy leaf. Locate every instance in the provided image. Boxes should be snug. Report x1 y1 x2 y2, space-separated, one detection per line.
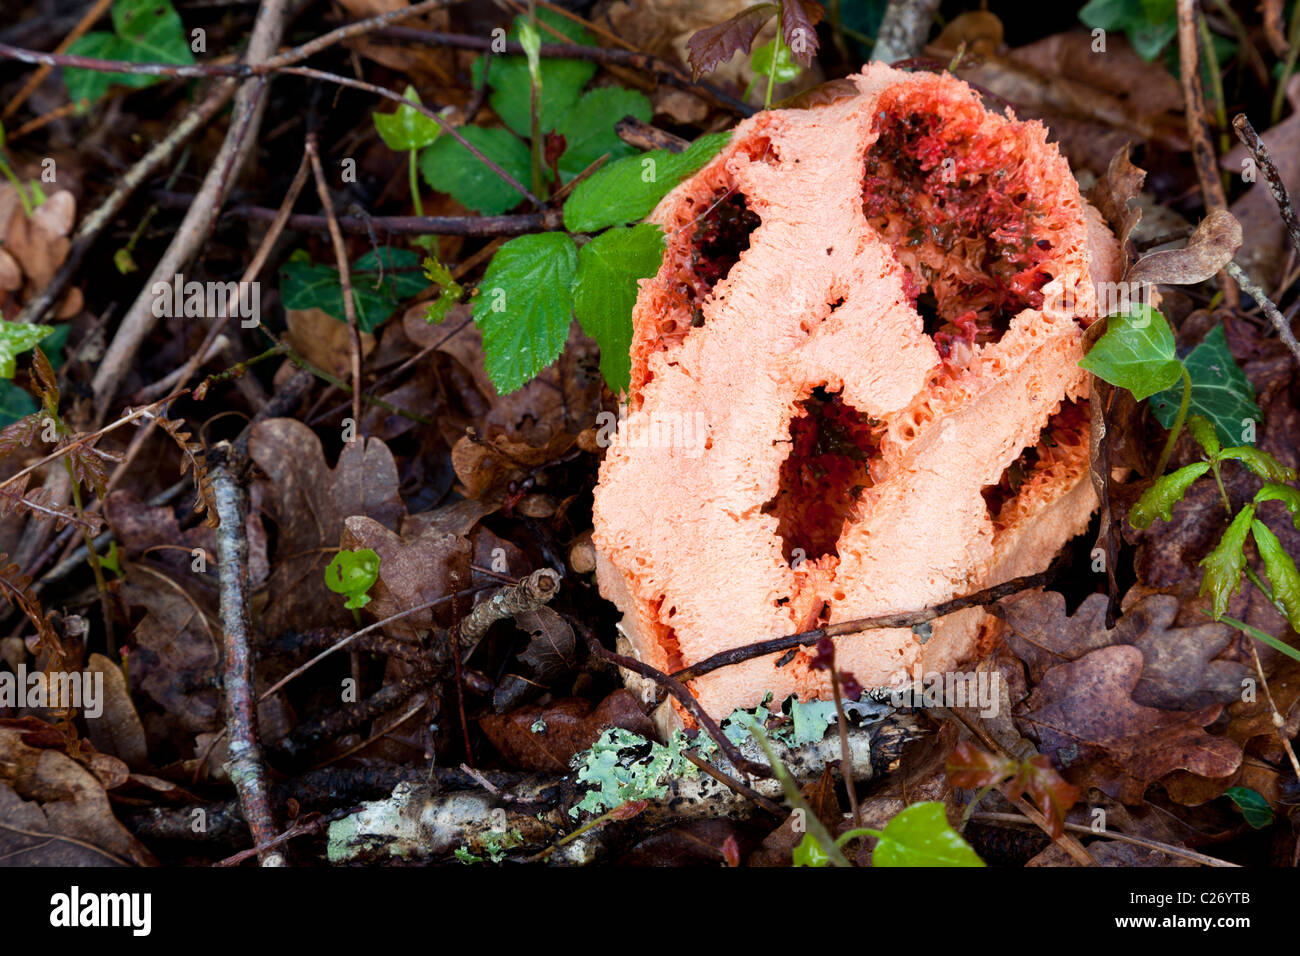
1254 483 1300 530
474 11 596 137
324 548 380 610
1150 325 1261 447
280 247 425 333
555 86 653 181
872 802 984 867
0 320 54 379
563 132 731 233
1217 446 1297 483
572 224 665 394
1251 520 1300 633
1078 305 1181 401
64 0 195 107
1129 462 1211 529
473 233 578 394
685 3 778 79
1224 786 1273 829
419 125 532 216
372 85 441 151
1199 505 1255 619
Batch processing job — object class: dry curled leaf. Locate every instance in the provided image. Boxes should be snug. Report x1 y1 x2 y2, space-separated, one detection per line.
1087 144 1146 256
1126 210 1242 287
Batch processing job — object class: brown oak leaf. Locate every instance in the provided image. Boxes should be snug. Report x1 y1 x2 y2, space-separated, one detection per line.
1015 644 1242 803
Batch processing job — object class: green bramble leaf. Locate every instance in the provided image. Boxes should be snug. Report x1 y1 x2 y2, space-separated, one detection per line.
555 86 653 181
473 233 577 394
0 319 54 379
1128 461 1210 529
64 0 195 107
280 247 426 333
1199 505 1255 619
1224 786 1273 829
563 132 731 233
1254 483 1300 530
372 85 441 151
1078 305 1181 400
324 548 380 611
1150 325 1261 447
419 125 532 217
1251 520 1300 633
871 801 984 867
473 11 596 138
1217 446 1297 483
572 224 665 394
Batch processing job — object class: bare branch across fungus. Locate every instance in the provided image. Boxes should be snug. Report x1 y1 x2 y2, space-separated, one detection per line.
672 563 1065 683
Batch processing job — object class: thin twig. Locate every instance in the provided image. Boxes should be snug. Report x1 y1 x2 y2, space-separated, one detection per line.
1 0 113 119
1232 113 1300 260
969 813 1240 867
1177 0 1238 308
211 443 284 867
1225 261 1300 368
305 134 363 431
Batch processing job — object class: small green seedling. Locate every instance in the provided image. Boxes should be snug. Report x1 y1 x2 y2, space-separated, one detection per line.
324 548 380 621
373 85 443 251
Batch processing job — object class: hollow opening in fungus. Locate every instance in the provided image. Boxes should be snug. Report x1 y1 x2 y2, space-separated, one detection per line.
685 191 762 313
863 108 1057 358
763 386 884 562
981 398 1090 527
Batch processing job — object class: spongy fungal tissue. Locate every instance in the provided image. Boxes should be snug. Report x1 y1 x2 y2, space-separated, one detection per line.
592 64 1123 722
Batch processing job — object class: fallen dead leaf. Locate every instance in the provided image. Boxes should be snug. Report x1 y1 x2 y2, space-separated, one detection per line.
1016 645 1242 803
479 689 655 773
249 418 406 637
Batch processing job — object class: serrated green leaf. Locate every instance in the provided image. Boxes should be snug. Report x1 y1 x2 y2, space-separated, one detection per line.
64 0 195 107
1199 505 1255 619
419 125 532 216
555 86 653 180
1218 446 1297 483
563 132 731 233
1224 786 1273 829
0 320 54 379
373 85 441 151
1254 483 1300 530
473 233 577 393
1251 519 1300 633
1129 461 1210 529
1187 415 1219 458
279 247 425 333
1078 306 1181 400
1150 325 1261 447
572 224 664 393
872 802 984 867
324 548 380 610
475 10 596 138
